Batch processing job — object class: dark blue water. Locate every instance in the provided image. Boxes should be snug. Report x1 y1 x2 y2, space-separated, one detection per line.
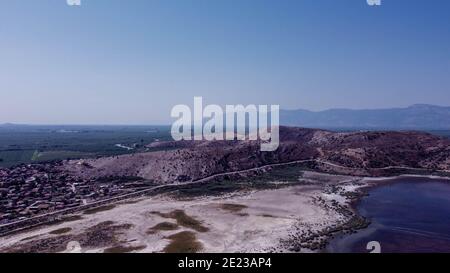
327 178 450 253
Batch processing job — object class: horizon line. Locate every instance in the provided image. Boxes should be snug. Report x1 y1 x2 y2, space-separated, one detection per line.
2 103 449 126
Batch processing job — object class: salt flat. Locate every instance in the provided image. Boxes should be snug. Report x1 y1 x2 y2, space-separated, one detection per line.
0 172 364 253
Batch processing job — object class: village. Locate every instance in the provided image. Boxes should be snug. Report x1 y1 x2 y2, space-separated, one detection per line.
0 162 152 225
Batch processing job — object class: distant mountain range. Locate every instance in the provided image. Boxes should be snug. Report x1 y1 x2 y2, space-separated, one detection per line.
280 104 450 130
2 104 450 130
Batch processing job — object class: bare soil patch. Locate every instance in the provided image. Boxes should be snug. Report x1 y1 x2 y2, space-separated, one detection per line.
151 210 209 232
49 227 72 235
103 245 146 253
163 231 203 253
220 203 248 213
4 221 133 253
83 205 116 215
147 222 179 234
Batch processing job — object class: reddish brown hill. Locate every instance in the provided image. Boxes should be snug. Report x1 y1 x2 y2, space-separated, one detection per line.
62 127 450 183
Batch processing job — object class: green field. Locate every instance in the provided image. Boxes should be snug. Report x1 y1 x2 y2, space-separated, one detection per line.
0 125 172 167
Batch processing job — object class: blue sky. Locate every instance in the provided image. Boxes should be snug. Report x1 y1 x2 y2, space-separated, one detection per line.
1 0 449 124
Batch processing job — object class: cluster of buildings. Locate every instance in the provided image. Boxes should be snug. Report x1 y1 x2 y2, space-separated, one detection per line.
0 163 150 225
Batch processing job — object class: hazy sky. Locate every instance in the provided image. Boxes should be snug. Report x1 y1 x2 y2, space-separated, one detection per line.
1 0 449 124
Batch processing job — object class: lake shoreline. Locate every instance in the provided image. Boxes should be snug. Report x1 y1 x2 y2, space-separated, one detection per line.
325 174 450 253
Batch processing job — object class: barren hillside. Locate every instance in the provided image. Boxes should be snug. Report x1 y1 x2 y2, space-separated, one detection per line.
61 127 450 183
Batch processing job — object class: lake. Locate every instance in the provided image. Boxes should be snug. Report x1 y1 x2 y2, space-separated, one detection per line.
327 177 450 253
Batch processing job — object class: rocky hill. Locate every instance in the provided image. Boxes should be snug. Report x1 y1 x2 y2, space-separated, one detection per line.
61 127 450 183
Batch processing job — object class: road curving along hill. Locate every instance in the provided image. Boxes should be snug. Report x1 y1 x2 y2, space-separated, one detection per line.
61 127 450 183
